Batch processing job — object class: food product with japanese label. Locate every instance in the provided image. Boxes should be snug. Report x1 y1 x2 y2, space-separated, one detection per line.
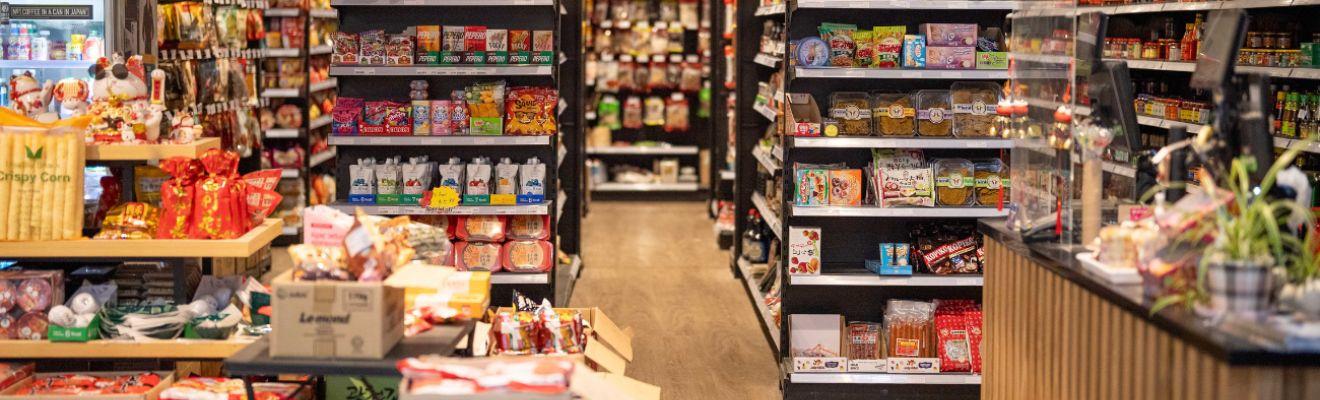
819 23 857 67
951 82 1001 137
933 158 974 206
455 241 501 272
915 90 952 136
829 92 872 136
973 159 1009 207
879 167 934 207
794 167 830 206
872 92 915 136
795 36 829 67
508 214 550 240
873 26 905 68
501 240 553 273
455 215 507 242
847 322 883 360
358 29 385 64
912 222 981 274
853 31 877 68
829 169 862 206
885 300 935 358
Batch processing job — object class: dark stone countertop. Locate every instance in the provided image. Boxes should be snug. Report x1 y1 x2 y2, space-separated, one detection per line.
979 219 1320 367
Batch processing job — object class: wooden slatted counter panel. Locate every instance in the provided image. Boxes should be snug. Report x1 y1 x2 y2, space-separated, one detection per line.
983 237 1320 400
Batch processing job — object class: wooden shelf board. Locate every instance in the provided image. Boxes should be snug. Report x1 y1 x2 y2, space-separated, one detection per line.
85 138 221 161
0 219 283 258
0 338 254 359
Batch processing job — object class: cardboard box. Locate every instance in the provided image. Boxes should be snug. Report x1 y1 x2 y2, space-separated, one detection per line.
919 23 977 47
786 93 822 137
400 360 658 400
926 47 976 69
888 357 942 373
976 51 1008 69
389 263 491 318
270 270 405 359
0 371 174 400
790 314 846 373
492 307 633 374
47 314 101 342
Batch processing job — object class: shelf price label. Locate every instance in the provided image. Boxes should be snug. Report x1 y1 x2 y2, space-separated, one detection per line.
353 67 377 75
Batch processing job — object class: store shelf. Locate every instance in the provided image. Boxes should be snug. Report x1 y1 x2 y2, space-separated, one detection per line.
281 168 300 179
261 88 301 98
1112 58 1320 80
328 135 552 146
308 45 334 56
586 146 700 155
265 7 301 17
1136 115 1207 133
265 48 301 58
331 203 550 215
752 192 782 239
792 205 1008 218
794 67 1009 80
0 338 255 359
1010 53 1073 65
0 219 282 258
593 182 701 192
735 257 780 351
751 146 781 174
331 0 554 5
753 53 780 68
790 372 982 385
264 128 302 139
753 102 778 122
792 0 1019 9
754 3 786 16
330 65 553 76
309 77 338 92
309 115 333 130
85 138 222 161
792 136 1013 149
308 8 338 18
790 273 983 287
1273 136 1320 154
0 59 96 69
491 273 550 284
309 148 337 167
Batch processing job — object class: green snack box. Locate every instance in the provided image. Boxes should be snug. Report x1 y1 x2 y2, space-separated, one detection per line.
509 52 532 64
977 51 1008 69
1301 42 1316 67
470 117 503 135
47 314 101 342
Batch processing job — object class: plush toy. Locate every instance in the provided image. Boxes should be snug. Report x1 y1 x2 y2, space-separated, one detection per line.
52 78 90 118
409 80 428 100
8 71 52 118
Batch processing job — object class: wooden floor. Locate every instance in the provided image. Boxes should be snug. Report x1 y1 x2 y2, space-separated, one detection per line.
573 201 782 400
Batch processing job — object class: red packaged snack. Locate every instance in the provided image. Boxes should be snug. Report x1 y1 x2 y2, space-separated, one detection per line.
507 214 550 240
17 278 52 312
454 215 506 242
488 311 537 355
454 241 502 272
332 31 359 64
464 26 487 52
968 309 983 373
0 363 34 392
241 169 283 191
501 240 553 273
0 280 13 313
156 156 204 239
189 149 250 239
536 307 585 354
13 373 163 396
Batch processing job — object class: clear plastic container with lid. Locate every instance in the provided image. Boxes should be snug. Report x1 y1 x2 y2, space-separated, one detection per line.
915 89 952 136
871 92 916 137
933 158 975 206
950 82 1002 137
829 92 873 136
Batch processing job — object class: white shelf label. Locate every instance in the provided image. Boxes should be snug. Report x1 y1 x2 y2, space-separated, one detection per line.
354 67 377 75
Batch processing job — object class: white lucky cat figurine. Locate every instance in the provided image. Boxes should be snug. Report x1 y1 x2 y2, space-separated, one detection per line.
52 78 89 118
91 54 161 142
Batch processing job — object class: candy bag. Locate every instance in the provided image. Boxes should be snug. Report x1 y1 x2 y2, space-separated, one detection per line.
156 157 204 239
188 149 249 239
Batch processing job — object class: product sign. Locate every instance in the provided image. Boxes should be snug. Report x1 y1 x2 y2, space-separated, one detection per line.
0 4 94 21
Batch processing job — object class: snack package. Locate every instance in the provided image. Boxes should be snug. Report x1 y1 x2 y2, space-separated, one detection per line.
873 92 916 136
820 23 858 67
344 212 415 281
853 31 876 68
361 100 389 135
437 158 465 197
349 158 377 204
133 167 168 207
505 86 557 135
622 95 643 129
155 157 203 238
643 95 665 126
454 241 502 271
411 100 432 135
416 25 441 64
933 158 974 206
464 158 492 205
794 167 830 206
829 169 862 206
537 306 586 354
303 205 355 247
532 30 554 64
450 91 470 133
404 221 452 266
358 29 386 65
926 46 976 69
508 214 550 240
920 23 978 47
935 302 976 372
375 158 403 204
501 240 553 273
430 100 453 135
488 311 536 354
441 25 466 64
188 150 249 239
951 82 1001 137
384 101 412 135
880 167 934 207
455 215 506 242
912 222 981 274
973 159 1009 207
495 158 520 195
509 30 532 64
916 90 952 136
94 202 160 240
830 92 872 135
463 26 487 64
485 29 509 64
332 97 364 135
873 26 905 68
518 158 546 204
903 35 926 68
885 300 936 358
847 322 883 361
10 372 163 396
401 157 434 204
664 94 690 133
386 34 415 65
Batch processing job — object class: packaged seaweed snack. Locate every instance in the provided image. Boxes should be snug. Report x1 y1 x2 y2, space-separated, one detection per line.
829 92 872 136
951 82 1001 137
973 159 1009 207
915 90 952 136
872 92 915 136
873 26 905 68
933 158 974 206
819 23 857 67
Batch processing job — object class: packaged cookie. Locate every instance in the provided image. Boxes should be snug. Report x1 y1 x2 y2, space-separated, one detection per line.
973 159 1010 207
880 167 934 207
829 92 872 136
455 241 502 272
501 240 553 273
795 167 830 206
872 92 915 137
915 90 952 136
358 29 386 65
508 214 550 240
950 82 1001 137
332 31 359 64
387 34 415 65
829 169 862 206
819 23 857 67
455 215 507 242
933 159 975 206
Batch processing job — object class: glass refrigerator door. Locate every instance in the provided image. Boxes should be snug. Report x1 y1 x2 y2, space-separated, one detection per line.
0 0 110 107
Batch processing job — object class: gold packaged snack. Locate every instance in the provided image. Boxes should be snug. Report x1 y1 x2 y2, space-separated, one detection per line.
829 92 872 136
916 90 952 136
933 159 974 206
92 202 159 240
951 82 1001 137
872 92 915 136
456 241 501 271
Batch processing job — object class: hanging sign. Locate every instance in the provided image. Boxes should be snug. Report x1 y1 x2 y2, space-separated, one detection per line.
0 3 93 21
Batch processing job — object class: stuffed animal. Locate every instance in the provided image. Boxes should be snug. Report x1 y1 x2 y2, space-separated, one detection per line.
409 80 428 100
52 78 89 118
8 71 52 118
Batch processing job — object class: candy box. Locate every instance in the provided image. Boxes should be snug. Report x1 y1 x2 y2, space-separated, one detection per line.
509 30 532 64
332 31 359 64
865 243 913 275
787 227 821 275
926 46 975 69
532 30 554 65
411 100 431 135
387 34 415 65
441 26 465 65
485 29 509 64
0 270 63 340
0 371 175 399
270 269 404 359
920 23 977 47
416 25 441 64
902 35 925 68
358 29 386 65
976 51 1008 69
463 26 487 64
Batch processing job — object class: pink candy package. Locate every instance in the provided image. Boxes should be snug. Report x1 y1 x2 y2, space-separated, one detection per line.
384 102 412 135
450 91 469 133
430 100 453 135
332 97 364 135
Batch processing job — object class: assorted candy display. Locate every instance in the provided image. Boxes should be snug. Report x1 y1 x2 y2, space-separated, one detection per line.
489 301 588 356
349 156 546 206
333 26 554 66
792 22 1006 70
793 149 1008 209
398 356 573 396
333 81 558 137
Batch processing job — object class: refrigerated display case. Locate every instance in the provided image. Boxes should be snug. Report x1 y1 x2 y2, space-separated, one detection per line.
0 0 109 107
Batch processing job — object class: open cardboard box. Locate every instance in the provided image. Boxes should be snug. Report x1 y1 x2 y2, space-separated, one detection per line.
0 371 174 400
786 93 823 137
269 269 405 359
789 314 847 373
388 263 491 317
492 307 634 375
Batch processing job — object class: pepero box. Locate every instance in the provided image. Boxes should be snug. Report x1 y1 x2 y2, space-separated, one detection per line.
484 29 509 64
440 26 465 65
531 30 554 65
508 30 532 64
462 26 487 64
416 25 441 64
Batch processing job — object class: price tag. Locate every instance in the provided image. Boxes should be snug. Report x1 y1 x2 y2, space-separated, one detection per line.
354 67 377 75
377 206 401 215
890 208 914 216
369 137 392 145
427 187 461 209
900 71 921 79
473 137 495 145
965 140 988 148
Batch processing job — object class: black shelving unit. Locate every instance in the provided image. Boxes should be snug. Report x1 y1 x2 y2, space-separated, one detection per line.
328 0 575 304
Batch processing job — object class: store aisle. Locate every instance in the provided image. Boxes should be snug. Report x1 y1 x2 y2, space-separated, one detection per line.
572 202 781 399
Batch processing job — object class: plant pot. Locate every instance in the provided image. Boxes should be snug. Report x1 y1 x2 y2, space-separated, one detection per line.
1205 256 1275 314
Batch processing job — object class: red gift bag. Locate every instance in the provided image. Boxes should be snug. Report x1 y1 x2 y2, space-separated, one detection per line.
189 149 250 239
155 157 204 239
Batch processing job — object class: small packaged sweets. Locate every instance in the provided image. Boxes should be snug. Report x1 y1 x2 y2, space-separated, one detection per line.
430 100 453 135
829 169 862 206
829 92 872 136
509 30 532 64
532 30 554 64
332 31 359 64
442 25 466 64
412 100 431 135
902 35 926 68
383 101 412 135
926 46 976 69
872 92 915 136
915 90 952 136
358 29 386 65
950 82 1001 137
486 29 509 64
933 158 975 206
880 167 934 207
416 25 441 64
387 34 415 65
920 23 978 47
794 167 829 206
332 97 364 135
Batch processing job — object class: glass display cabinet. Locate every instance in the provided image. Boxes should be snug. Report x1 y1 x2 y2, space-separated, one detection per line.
0 0 110 106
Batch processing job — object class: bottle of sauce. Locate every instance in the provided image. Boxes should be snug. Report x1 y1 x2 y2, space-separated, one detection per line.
1180 22 1198 61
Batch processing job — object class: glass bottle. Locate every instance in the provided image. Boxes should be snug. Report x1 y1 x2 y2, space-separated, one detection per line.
30 30 48 61
67 33 84 61
741 210 767 263
1180 22 1198 61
